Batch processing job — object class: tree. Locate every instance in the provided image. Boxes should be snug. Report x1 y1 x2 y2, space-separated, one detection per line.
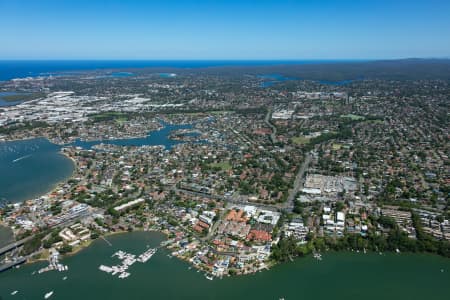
59 244 73 254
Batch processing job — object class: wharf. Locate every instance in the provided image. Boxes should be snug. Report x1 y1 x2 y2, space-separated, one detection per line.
0 257 26 273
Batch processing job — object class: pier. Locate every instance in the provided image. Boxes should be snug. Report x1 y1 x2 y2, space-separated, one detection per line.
0 257 26 273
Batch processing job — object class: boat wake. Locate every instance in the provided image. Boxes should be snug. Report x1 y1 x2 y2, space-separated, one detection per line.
12 154 31 163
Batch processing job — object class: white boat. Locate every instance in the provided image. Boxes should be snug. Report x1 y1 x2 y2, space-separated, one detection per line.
11 290 18 295
205 274 214 281
12 154 31 163
118 272 130 279
63 276 68 280
44 291 54 299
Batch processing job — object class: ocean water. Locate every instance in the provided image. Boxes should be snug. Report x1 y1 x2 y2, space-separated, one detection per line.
0 60 356 81
0 231 449 300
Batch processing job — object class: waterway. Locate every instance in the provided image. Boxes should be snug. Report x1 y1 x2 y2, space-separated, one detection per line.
0 92 29 107
68 121 192 150
94 72 135 79
258 74 296 87
0 225 13 248
0 138 74 204
0 231 449 300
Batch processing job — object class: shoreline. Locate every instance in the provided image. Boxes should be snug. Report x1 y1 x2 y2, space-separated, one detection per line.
0 120 186 205
0 148 76 205
20 228 447 279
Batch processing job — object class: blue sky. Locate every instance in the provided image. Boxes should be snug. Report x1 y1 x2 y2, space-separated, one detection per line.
0 0 449 60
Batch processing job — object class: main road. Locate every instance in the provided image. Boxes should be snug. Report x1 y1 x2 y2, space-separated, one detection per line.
284 153 312 212
264 108 277 144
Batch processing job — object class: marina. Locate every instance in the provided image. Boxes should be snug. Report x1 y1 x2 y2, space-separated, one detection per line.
1 232 449 300
38 250 69 274
99 247 157 279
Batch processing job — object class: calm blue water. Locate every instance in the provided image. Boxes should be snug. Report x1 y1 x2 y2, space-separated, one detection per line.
0 138 74 203
258 74 297 87
69 122 192 149
0 60 359 81
0 92 29 107
94 72 135 79
158 73 177 78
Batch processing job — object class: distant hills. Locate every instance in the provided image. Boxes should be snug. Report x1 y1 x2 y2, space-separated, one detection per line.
1 58 449 82
186 58 450 81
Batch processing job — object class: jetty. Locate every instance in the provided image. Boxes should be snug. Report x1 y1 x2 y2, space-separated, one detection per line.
99 248 157 279
0 257 26 273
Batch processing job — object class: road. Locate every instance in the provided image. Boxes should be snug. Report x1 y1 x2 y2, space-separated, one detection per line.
0 236 33 256
264 108 277 143
284 153 312 212
205 209 227 241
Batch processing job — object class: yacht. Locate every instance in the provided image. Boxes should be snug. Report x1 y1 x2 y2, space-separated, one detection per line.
44 291 54 299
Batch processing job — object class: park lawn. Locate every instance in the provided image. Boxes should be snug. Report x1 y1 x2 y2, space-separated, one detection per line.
292 136 310 145
332 143 342 150
90 111 129 122
340 114 365 121
209 162 232 171
184 110 233 116
115 117 128 124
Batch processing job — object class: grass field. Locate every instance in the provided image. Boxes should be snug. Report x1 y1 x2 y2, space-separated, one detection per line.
183 110 232 116
340 114 365 120
292 136 310 145
332 143 342 150
90 112 129 122
209 162 232 171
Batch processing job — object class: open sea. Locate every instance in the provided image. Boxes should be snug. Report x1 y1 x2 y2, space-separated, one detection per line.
0 60 360 81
